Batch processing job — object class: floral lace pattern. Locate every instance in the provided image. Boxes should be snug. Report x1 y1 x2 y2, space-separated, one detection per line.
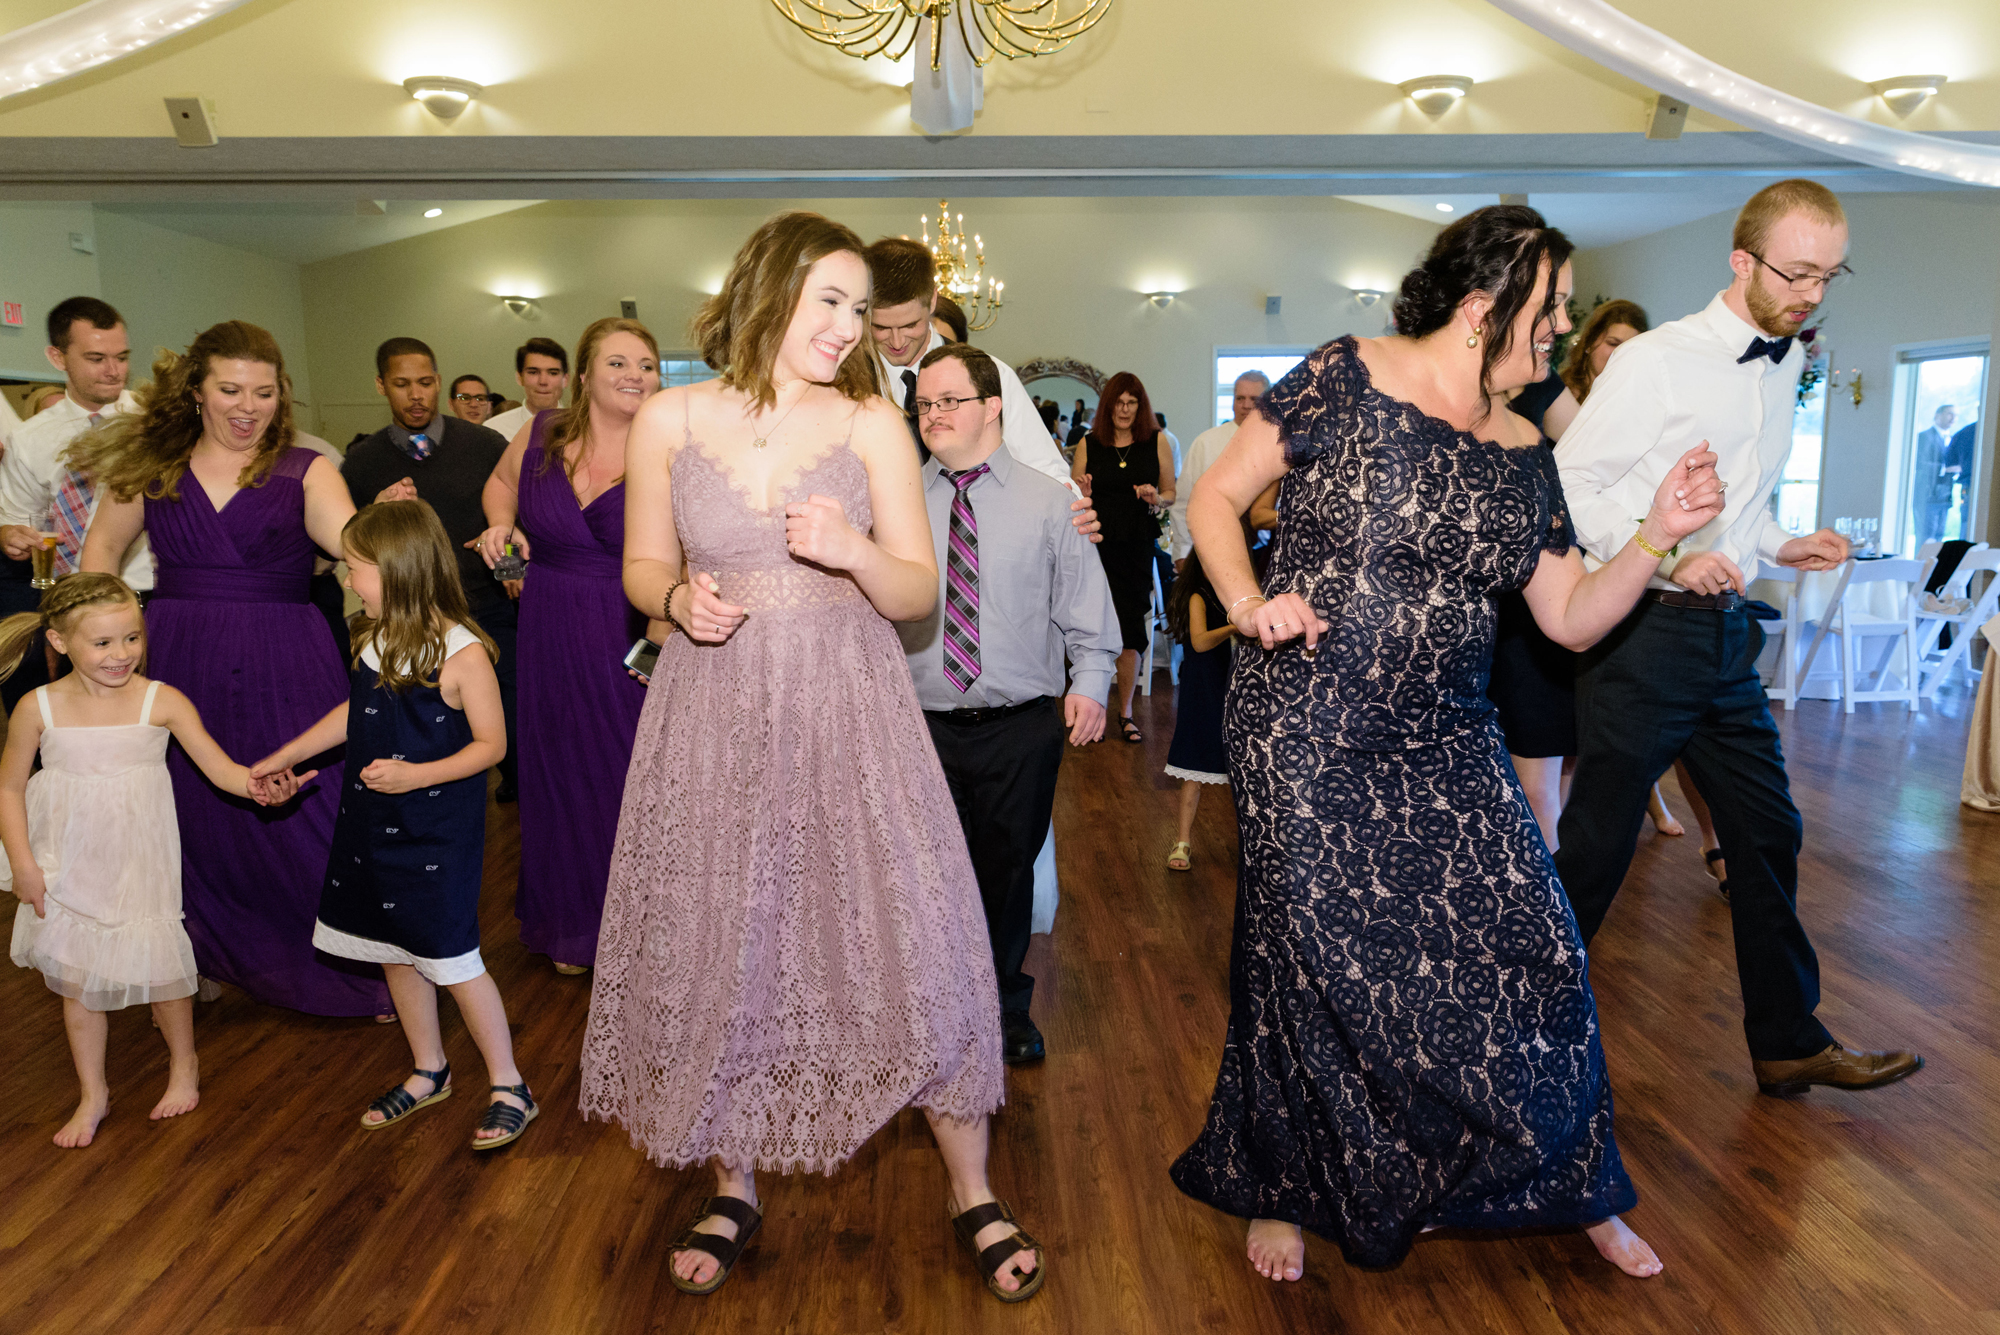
578 435 1005 1175
1169 337 1635 1267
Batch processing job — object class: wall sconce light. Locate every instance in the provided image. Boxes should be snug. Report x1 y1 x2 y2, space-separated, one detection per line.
1830 366 1864 406
1868 75 1945 117
1398 75 1473 117
1353 290 1386 308
500 296 535 316
1146 291 1177 307
404 75 483 121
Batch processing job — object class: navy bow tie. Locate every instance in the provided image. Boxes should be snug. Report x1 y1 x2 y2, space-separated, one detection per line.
1738 336 1793 366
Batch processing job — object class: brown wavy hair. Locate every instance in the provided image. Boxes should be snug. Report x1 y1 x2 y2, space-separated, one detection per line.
691 211 876 411
0 573 142 684
1087 371 1161 447
536 317 660 483
69 320 297 504
1560 299 1650 403
343 501 497 694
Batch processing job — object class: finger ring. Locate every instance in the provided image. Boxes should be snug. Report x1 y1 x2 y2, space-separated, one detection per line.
1718 481 1729 492
1272 620 1288 628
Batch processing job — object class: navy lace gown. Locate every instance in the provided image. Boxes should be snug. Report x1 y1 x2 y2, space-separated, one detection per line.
1169 336 1635 1268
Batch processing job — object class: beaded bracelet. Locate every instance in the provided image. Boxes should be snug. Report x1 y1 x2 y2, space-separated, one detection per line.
661 579 686 633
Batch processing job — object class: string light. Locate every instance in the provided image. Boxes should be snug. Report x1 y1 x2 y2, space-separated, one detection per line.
1484 0 2000 188
0 0 255 101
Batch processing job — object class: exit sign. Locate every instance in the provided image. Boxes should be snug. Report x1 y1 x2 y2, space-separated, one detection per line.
1 301 22 327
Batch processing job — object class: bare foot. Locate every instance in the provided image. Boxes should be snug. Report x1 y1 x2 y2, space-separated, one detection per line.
472 1087 530 1142
361 1069 446 1127
55 1094 109 1148
952 1192 1039 1294
1585 1216 1663 1277
1246 1218 1304 1281
150 1056 200 1121
672 1192 758 1287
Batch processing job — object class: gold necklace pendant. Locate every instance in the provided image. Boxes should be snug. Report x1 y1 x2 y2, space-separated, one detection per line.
752 437 768 449
1118 460 1127 468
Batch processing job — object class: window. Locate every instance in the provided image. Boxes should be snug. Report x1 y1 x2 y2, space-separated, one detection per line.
1214 348 1310 427
1892 349 1987 557
659 354 710 389
1773 356 1826 536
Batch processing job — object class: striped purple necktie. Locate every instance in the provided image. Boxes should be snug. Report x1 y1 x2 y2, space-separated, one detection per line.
942 463 989 693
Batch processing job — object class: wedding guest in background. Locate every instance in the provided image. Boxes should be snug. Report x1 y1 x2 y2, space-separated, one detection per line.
487 338 571 444
580 212 1039 1302
1065 399 1089 452
1944 412 1978 540
1072 372 1174 741
342 338 519 801
902 342 1118 1066
449 374 495 427
77 320 388 1018
477 317 665 976
932 293 970 344
21 383 68 422
1172 371 1268 569
0 299 144 709
1162 548 1235 873
1913 404 1962 544
1553 178 1922 1099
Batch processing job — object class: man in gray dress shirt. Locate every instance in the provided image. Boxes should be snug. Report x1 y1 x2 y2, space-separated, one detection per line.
898 344 1120 1065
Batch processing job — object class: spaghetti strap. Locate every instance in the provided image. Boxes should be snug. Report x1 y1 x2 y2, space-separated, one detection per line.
844 403 861 447
683 389 694 446
140 680 162 727
34 686 52 729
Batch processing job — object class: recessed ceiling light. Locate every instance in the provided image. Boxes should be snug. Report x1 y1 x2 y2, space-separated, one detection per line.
423 208 443 218
1436 203 1455 213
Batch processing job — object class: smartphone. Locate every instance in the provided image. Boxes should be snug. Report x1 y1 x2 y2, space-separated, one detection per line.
623 637 661 683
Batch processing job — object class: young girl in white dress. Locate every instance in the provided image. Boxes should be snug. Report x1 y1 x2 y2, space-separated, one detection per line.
0 574 296 1148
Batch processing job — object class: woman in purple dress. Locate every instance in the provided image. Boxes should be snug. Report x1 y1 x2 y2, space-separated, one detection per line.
78 321 386 1017
477 317 664 974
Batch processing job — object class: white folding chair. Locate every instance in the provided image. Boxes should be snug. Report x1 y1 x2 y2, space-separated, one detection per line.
1142 554 1181 695
1752 561 1805 709
1827 558 1923 713
1915 547 2000 697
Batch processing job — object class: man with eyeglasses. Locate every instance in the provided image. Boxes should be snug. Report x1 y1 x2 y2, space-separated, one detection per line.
897 343 1119 1066
448 373 496 426
1554 178 1921 1101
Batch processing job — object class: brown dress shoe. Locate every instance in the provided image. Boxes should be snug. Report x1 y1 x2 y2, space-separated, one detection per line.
1752 1043 1924 1098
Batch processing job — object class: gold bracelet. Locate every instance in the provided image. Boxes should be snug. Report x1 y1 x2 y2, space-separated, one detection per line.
1632 529 1671 561
1228 593 1268 621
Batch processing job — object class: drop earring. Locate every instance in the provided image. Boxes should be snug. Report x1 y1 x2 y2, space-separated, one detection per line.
1466 333 1480 348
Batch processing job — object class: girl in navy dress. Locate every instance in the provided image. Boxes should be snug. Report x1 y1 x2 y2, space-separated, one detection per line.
1163 550 1237 872
254 500 535 1150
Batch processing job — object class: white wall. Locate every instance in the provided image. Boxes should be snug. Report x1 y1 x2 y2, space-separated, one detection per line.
299 196 1441 449
0 204 313 406
1572 191 2000 544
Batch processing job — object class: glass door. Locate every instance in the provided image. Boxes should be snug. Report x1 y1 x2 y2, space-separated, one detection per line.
1897 351 1988 556
1774 356 1827 536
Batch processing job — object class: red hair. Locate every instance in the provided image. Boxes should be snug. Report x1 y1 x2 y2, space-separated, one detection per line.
1088 371 1160 445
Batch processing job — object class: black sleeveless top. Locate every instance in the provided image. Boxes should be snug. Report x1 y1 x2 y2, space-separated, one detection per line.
1085 431 1164 549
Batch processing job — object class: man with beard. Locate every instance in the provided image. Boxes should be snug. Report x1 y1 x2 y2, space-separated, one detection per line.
1552 180 1921 1099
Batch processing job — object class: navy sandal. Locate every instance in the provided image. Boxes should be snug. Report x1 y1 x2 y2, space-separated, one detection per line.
470 1082 538 1150
950 1197 1046 1304
360 1064 451 1130
669 1195 763 1295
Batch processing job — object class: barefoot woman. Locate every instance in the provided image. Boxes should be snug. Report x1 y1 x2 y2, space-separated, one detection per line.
1172 206 1722 1281
578 212 1040 1302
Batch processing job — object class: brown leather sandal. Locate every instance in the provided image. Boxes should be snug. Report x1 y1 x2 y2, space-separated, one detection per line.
668 1195 762 1296
950 1196 1046 1303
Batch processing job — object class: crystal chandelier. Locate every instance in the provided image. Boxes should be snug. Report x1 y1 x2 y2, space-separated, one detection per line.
921 200 1004 331
771 0 1111 69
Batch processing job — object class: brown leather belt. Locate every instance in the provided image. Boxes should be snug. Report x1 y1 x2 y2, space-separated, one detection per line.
1644 589 1745 612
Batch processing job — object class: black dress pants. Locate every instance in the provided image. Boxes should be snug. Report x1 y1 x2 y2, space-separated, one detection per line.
924 698 1067 1016
466 596 520 789
1552 600 1834 1062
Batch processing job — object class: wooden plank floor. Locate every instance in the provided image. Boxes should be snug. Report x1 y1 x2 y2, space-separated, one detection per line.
3 678 1997 1335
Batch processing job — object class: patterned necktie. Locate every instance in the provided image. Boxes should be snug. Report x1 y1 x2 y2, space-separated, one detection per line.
406 430 433 461
1738 336 1793 365
49 412 100 576
941 463 989 693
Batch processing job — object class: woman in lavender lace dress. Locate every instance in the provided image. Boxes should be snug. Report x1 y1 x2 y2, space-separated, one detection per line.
578 213 1041 1303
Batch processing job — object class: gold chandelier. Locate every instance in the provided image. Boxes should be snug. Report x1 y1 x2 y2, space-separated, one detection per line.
922 200 1004 331
771 0 1111 70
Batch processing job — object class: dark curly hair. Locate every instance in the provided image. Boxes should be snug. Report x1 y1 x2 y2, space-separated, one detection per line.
1391 205 1575 423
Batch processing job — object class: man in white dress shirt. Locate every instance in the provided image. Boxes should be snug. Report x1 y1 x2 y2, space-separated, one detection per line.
1171 371 1269 565
486 337 569 444
1553 180 1920 1099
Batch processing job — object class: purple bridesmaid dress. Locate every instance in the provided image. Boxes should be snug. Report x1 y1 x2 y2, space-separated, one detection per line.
144 446 388 1016
513 414 646 966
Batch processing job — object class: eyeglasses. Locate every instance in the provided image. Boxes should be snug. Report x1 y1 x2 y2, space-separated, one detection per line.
1748 252 1854 294
913 394 989 417
451 393 489 403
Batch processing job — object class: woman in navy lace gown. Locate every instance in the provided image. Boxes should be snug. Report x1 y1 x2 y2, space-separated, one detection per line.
1172 207 1724 1282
